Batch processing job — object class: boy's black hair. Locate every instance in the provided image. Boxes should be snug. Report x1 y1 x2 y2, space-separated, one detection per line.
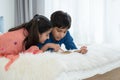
50 11 71 29
8 14 52 50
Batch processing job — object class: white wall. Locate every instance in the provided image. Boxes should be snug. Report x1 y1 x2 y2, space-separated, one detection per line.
0 0 15 32
45 0 120 44
44 0 105 44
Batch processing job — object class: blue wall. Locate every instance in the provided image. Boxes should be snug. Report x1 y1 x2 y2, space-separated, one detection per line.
0 16 4 33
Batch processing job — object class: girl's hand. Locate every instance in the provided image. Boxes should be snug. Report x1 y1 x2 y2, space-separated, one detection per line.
24 46 43 54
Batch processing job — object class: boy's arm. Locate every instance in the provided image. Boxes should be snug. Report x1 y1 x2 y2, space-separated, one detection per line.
64 31 77 50
41 43 61 52
64 39 88 54
40 44 49 52
64 32 88 54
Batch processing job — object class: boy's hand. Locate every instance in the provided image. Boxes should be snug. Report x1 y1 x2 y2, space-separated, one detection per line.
41 43 61 52
48 43 61 52
75 46 88 54
80 46 88 54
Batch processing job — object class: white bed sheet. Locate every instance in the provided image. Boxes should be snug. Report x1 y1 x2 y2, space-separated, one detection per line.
56 44 120 80
0 44 120 80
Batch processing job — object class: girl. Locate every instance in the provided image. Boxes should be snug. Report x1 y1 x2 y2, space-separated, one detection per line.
0 14 52 70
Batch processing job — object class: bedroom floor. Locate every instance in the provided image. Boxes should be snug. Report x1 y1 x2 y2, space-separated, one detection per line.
84 67 120 80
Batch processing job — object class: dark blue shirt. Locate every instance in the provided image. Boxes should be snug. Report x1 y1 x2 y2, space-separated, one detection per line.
37 31 77 51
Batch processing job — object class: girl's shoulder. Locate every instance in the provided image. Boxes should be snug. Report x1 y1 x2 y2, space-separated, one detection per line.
0 28 27 41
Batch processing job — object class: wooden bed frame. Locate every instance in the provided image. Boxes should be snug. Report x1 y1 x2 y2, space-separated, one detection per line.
85 67 120 80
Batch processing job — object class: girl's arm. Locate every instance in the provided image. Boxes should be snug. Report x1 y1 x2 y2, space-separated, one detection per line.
24 46 43 54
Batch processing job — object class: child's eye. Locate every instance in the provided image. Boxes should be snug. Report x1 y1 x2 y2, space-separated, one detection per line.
46 34 49 36
64 31 67 33
57 29 61 32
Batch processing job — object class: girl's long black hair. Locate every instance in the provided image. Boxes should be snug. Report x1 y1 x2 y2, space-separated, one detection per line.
9 14 52 50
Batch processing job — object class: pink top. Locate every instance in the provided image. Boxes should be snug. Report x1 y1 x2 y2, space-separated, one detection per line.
0 28 26 54
0 28 42 71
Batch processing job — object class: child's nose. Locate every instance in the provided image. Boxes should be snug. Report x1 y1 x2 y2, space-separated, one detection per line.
47 36 50 39
60 33 64 38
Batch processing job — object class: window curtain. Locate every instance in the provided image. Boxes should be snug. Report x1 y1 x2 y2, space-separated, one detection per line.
44 0 105 45
14 0 45 26
104 0 120 44
14 0 33 26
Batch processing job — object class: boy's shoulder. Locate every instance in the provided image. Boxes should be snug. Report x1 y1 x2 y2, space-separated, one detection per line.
63 31 73 40
66 31 71 37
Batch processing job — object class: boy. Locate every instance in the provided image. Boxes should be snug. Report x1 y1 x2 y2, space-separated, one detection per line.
38 11 87 54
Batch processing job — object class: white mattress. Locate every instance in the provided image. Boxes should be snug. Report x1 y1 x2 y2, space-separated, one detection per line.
0 44 120 80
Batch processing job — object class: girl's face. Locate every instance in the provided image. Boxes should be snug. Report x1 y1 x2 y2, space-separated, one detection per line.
52 27 68 41
39 29 52 43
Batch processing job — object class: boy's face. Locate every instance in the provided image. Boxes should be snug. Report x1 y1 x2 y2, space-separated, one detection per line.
39 28 52 43
52 27 68 41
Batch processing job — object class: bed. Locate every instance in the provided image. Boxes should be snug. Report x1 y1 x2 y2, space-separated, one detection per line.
0 44 120 80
